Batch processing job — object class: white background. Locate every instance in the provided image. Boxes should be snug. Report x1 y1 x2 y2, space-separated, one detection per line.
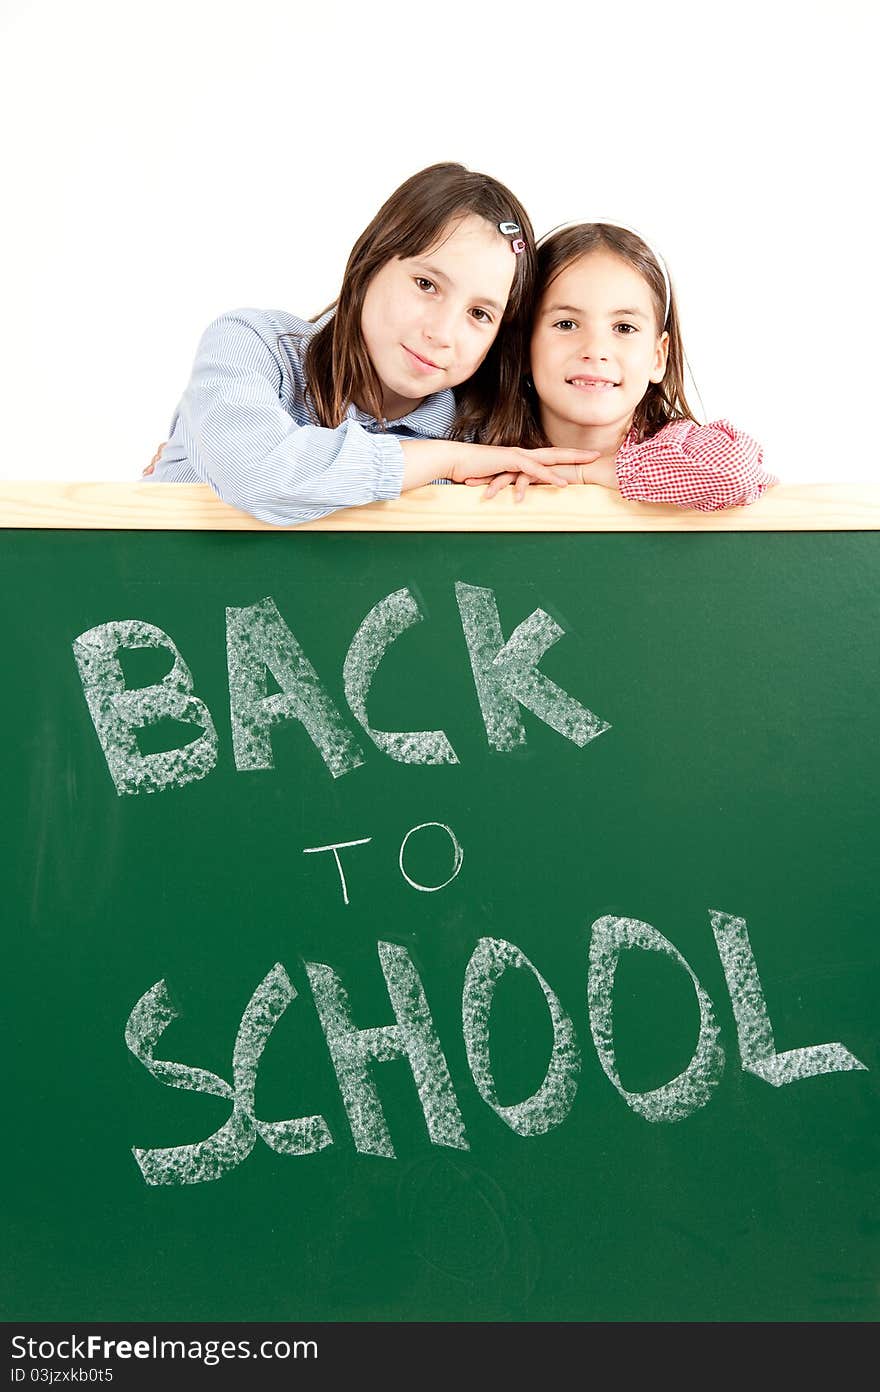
2 0 876 483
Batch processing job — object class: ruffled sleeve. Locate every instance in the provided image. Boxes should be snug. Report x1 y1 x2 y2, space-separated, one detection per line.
615 419 778 511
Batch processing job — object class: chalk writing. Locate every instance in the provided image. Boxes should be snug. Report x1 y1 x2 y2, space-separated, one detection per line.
711 910 867 1084
301 823 464 902
455 582 610 751
72 620 218 796
343 587 458 764
126 963 332 1185
302 837 372 906
305 943 469 1159
398 822 464 893
74 584 607 796
588 915 725 1122
125 908 868 1185
226 596 363 778
463 937 581 1136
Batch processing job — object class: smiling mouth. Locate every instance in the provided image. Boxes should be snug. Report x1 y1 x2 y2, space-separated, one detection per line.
567 376 619 390
403 345 443 371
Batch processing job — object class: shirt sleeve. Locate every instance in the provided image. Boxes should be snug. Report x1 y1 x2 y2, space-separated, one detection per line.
615 419 778 512
171 313 405 526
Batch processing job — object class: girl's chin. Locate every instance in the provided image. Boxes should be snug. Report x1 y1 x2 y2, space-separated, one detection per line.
560 410 626 430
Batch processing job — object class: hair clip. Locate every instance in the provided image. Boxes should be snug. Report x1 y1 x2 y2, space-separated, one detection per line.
512 239 526 255
498 221 520 236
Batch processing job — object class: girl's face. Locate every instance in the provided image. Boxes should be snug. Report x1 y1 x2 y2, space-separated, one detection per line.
360 213 517 420
530 250 669 443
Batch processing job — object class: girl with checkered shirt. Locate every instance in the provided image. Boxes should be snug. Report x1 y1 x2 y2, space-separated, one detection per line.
475 222 777 511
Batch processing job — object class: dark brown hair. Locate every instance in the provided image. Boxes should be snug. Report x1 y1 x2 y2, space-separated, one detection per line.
292 163 537 444
521 224 698 446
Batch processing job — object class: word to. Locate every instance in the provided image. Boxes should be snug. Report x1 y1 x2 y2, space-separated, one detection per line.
72 586 610 796
126 910 866 1185
305 822 464 904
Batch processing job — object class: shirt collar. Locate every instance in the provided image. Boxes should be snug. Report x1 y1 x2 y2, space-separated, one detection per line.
349 389 457 437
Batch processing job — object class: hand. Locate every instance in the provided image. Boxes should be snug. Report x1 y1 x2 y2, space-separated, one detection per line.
448 444 602 488
467 455 619 500
143 442 167 476
401 440 601 494
464 471 536 501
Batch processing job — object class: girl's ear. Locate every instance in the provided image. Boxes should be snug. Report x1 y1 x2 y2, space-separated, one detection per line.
649 331 670 384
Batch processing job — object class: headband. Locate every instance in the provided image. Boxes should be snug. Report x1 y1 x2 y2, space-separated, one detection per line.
537 220 671 325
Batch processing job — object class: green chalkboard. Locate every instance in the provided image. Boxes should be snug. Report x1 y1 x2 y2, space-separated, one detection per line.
2 523 878 1323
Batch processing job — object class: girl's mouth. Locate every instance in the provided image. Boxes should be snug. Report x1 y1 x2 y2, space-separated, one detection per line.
403 346 442 372
566 376 619 390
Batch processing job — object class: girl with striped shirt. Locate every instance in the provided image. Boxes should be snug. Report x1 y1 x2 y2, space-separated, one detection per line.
476 222 777 511
144 164 601 525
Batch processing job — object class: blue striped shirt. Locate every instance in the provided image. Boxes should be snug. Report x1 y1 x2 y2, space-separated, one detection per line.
147 308 457 526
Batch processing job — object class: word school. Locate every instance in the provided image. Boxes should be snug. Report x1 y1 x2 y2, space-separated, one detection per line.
73 585 609 796
126 910 867 1186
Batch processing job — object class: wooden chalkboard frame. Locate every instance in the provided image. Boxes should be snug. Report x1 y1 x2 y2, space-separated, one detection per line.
1 481 878 530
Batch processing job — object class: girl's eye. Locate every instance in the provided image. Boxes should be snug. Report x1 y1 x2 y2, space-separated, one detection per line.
553 319 577 331
470 307 493 325
415 277 436 293
614 322 638 335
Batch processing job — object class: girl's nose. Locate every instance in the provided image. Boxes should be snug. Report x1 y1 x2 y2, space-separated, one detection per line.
579 335 609 361
422 305 455 348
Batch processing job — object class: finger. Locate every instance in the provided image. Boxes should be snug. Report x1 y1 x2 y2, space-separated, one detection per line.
514 475 532 502
484 473 515 499
522 463 568 486
542 449 602 465
143 463 155 476
483 480 507 500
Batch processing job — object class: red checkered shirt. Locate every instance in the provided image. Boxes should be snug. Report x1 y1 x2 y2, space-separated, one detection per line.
615 418 776 511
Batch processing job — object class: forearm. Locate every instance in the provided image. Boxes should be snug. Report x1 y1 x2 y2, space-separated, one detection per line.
180 405 405 526
173 314 407 526
399 438 462 489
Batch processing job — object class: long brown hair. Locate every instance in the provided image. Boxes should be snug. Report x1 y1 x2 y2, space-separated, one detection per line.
521 224 698 446
295 163 537 444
